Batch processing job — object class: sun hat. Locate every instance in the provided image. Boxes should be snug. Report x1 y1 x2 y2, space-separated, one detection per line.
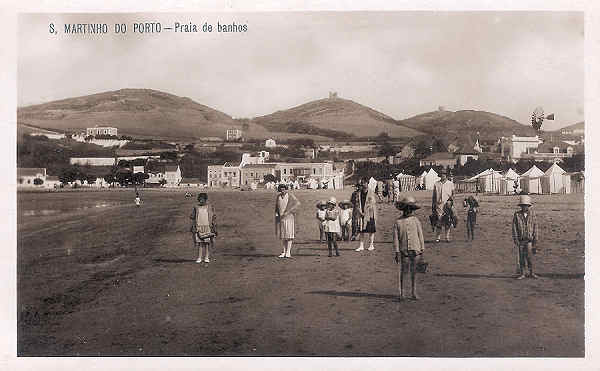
327 197 337 205
395 196 420 210
518 195 532 206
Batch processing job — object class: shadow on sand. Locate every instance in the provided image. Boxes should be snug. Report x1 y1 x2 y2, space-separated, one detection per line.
153 258 192 264
435 272 584 280
307 290 398 300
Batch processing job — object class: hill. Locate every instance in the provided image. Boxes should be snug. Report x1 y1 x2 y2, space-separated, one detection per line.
555 121 584 132
398 110 538 142
253 98 425 139
17 89 242 140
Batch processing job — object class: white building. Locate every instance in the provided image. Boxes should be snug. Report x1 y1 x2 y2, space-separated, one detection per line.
31 132 66 140
226 129 243 141
17 168 47 188
87 126 118 137
265 139 277 148
501 135 543 162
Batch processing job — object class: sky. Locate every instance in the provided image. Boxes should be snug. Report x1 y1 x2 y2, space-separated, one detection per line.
18 12 584 130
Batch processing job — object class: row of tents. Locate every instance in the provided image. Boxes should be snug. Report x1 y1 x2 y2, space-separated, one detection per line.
365 163 582 195
455 163 582 195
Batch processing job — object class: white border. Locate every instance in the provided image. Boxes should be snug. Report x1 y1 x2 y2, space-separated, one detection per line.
2 1 597 370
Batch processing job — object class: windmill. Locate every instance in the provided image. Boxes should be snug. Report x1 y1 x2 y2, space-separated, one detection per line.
531 106 555 132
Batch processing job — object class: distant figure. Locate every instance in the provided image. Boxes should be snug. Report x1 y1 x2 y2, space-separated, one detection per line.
392 177 400 203
464 195 479 241
134 193 142 207
185 191 192 198
275 184 301 258
376 180 384 203
338 200 352 241
316 200 327 243
431 169 455 242
512 195 539 280
190 193 217 264
393 196 425 300
324 197 341 257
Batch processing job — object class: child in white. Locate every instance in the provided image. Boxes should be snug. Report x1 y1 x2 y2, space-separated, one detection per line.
338 201 352 241
325 197 341 257
316 201 327 243
190 193 217 263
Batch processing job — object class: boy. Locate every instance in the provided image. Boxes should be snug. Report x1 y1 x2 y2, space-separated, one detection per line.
325 197 341 257
338 200 352 241
316 201 327 243
512 195 539 279
190 193 217 264
393 196 425 300
464 195 479 241
134 192 142 207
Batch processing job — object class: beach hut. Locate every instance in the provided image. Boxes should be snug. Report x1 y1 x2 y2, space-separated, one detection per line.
416 170 427 189
499 168 521 195
396 173 417 191
465 168 502 193
368 177 377 192
520 165 544 194
422 168 440 190
541 163 571 194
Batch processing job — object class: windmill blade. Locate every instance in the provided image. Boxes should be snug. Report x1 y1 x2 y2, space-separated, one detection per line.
545 113 555 120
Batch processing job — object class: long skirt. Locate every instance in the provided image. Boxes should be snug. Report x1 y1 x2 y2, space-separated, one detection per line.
279 215 295 240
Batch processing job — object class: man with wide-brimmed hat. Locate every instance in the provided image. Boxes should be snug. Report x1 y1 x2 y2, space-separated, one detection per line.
431 168 455 242
512 195 539 279
393 196 425 300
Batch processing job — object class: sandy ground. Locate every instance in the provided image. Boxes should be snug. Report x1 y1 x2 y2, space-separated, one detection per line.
17 188 584 356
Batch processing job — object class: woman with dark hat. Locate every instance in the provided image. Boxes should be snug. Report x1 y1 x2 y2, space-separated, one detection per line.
275 184 301 258
393 196 425 300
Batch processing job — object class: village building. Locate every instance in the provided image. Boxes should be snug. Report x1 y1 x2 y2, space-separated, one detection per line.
226 129 243 141
500 135 543 162
419 152 458 168
45 175 61 188
86 126 118 137
31 132 66 140
17 168 47 187
179 178 204 187
456 152 479 166
265 139 277 148
240 164 278 186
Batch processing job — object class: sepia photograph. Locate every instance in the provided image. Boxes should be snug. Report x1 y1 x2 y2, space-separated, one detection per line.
10 4 593 365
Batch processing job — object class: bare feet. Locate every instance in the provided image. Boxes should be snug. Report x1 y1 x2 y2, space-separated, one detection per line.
530 273 539 279
517 274 526 280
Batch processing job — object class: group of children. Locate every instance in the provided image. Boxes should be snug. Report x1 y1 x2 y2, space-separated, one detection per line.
187 188 540 301
315 198 353 257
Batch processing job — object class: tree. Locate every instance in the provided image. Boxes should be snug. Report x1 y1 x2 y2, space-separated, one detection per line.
104 173 115 186
159 178 167 187
263 174 277 183
117 160 131 168
378 142 396 157
33 178 44 185
133 172 149 185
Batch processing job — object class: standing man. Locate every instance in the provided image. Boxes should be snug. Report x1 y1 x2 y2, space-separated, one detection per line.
431 169 455 242
512 195 539 279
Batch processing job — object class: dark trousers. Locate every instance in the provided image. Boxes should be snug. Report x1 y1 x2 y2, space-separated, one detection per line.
466 211 476 240
326 232 339 256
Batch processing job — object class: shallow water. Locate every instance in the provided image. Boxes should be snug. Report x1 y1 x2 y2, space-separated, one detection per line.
21 202 118 217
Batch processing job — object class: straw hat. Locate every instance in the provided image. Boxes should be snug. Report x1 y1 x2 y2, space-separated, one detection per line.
518 195 532 206
327 197 337 205
395 196 420 210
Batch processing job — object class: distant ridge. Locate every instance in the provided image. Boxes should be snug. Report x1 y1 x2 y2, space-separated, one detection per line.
253 97 425 138
17 89 239 140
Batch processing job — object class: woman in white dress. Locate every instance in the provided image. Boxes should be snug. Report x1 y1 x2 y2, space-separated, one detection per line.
275 184 301 258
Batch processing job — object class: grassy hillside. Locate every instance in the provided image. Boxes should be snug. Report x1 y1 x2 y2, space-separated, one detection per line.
17 89 240 140
253 98 425 138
